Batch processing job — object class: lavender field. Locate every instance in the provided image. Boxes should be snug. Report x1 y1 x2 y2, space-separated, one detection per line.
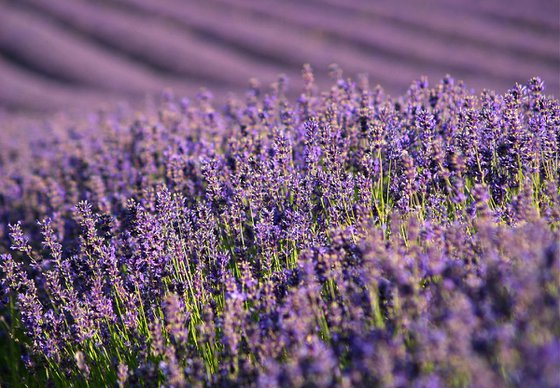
0 0 559 387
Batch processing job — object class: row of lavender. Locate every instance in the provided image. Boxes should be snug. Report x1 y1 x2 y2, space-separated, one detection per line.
2 0 559 113
0 68 559 386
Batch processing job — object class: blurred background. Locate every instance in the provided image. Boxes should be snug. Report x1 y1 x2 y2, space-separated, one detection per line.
0 0 558 116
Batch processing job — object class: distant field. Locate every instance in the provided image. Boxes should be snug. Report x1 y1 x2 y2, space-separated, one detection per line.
0 0 558 114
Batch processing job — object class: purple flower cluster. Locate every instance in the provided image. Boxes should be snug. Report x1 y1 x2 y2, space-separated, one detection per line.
0 68 559 386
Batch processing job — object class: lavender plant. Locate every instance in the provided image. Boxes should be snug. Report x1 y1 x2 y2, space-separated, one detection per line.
0 67 558 387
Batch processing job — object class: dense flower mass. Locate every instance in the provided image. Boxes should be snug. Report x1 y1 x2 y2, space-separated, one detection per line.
0 68 559 387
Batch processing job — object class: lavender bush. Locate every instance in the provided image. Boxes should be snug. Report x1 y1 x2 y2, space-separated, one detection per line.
0 67 559 387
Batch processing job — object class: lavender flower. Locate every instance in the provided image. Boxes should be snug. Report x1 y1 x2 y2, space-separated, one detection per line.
0 68 558 386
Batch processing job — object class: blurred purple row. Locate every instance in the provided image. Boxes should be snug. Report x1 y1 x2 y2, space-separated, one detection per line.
0 0 558 114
